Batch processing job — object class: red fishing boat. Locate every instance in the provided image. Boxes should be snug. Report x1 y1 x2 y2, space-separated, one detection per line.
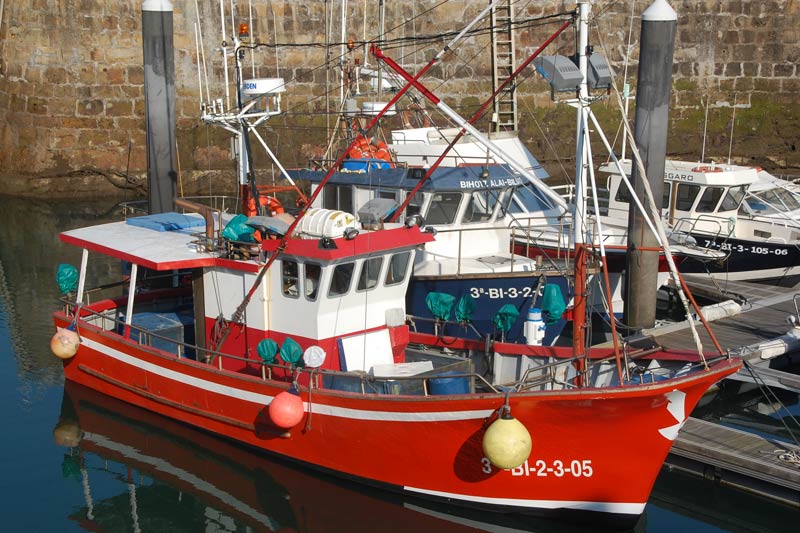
51 1 740 528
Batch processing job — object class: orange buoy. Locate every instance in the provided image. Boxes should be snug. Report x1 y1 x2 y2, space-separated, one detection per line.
268 388 304 429
51 327 80 359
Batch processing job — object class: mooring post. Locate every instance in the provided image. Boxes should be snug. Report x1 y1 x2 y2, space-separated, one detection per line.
142 0 177 214
623 0 677 331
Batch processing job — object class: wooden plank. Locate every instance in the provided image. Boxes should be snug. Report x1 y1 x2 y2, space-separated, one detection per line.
673 418 800 495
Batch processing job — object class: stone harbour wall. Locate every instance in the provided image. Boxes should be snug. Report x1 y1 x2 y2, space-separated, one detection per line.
0 0 797 198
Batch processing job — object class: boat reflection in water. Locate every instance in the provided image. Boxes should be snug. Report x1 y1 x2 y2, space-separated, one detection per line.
54 382 601 533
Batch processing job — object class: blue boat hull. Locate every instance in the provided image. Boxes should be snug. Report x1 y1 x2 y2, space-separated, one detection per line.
406 274 571 344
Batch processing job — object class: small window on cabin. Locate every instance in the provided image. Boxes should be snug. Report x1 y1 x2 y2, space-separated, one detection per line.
719 185 746 212
385 251 411 286
424 192 461 225
696 186 724 213
675 184 701 211
328 262 354 297
463 190 496 223
357 257 384 291
404 192 424 218
322 184 353 213
662 182 672 209
614 182 632 204
304 263 322 301
282 260 299 298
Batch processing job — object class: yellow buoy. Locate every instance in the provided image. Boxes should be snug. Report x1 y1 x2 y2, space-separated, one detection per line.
482 411 532 470
50 327 80 359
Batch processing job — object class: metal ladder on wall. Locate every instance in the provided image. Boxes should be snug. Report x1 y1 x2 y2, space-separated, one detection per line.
490 0 518 132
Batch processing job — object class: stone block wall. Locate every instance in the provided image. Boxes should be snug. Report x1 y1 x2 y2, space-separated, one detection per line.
0 1 797 197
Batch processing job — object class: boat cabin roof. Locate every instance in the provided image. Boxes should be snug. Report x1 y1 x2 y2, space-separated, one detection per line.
61 212 434 271
61 213 220 271
599 159 760 188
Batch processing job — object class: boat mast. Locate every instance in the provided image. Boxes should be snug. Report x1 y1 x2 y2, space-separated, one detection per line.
571 1 590 366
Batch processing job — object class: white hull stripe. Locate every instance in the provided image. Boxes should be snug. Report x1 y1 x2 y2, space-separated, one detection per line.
84 431 278 530
404 485 646 515
82 337 494 422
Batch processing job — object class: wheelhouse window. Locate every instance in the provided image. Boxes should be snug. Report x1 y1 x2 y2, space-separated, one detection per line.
615 182 672 210
741 197 775 215
509 186 558 215
385 251 411 286
719 186 746 212
357 257 384 291
404 192 424 218
662 182 672 209
462 190 497 223
282 260 299 298
675 184 701 211
756 187 800 212
424 192 461 225
304 263 322 300
614 182 631 204
328 262 355 296
322 184 354 214
696 186 724 213
777 187 800 210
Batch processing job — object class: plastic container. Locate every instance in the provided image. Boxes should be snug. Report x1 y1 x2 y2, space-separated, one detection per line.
294 208 356 238
524 307 546 346
429 371 470 395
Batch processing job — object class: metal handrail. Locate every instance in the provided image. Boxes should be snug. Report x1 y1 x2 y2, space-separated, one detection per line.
62 298 496 395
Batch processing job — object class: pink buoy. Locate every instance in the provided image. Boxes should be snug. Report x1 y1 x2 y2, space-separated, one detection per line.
51 327 80 360
268 389 304 429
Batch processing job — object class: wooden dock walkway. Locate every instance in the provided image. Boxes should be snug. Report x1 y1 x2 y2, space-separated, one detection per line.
667 418 800 508
643 276 800 507
652 275 800 362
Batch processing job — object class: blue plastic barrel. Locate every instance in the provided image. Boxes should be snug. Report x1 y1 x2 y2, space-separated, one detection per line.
429 371 470 395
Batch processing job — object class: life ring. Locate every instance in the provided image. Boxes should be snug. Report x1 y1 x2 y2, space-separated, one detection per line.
347 135 394 166
692 165 723 173
246 195 285 217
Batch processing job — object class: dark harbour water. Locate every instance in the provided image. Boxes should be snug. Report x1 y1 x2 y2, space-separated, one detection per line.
1 196 798 532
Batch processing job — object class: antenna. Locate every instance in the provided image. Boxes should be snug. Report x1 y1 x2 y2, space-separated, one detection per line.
620 0 637 161
701 96 709 163
728 93 737 165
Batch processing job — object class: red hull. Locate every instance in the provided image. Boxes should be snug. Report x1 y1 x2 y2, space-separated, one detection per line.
56 313 740 524
60 382 483 533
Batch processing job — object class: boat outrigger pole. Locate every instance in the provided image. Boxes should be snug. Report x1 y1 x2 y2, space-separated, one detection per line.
370 48 569 213
381 15 576 223
211 2 504 352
